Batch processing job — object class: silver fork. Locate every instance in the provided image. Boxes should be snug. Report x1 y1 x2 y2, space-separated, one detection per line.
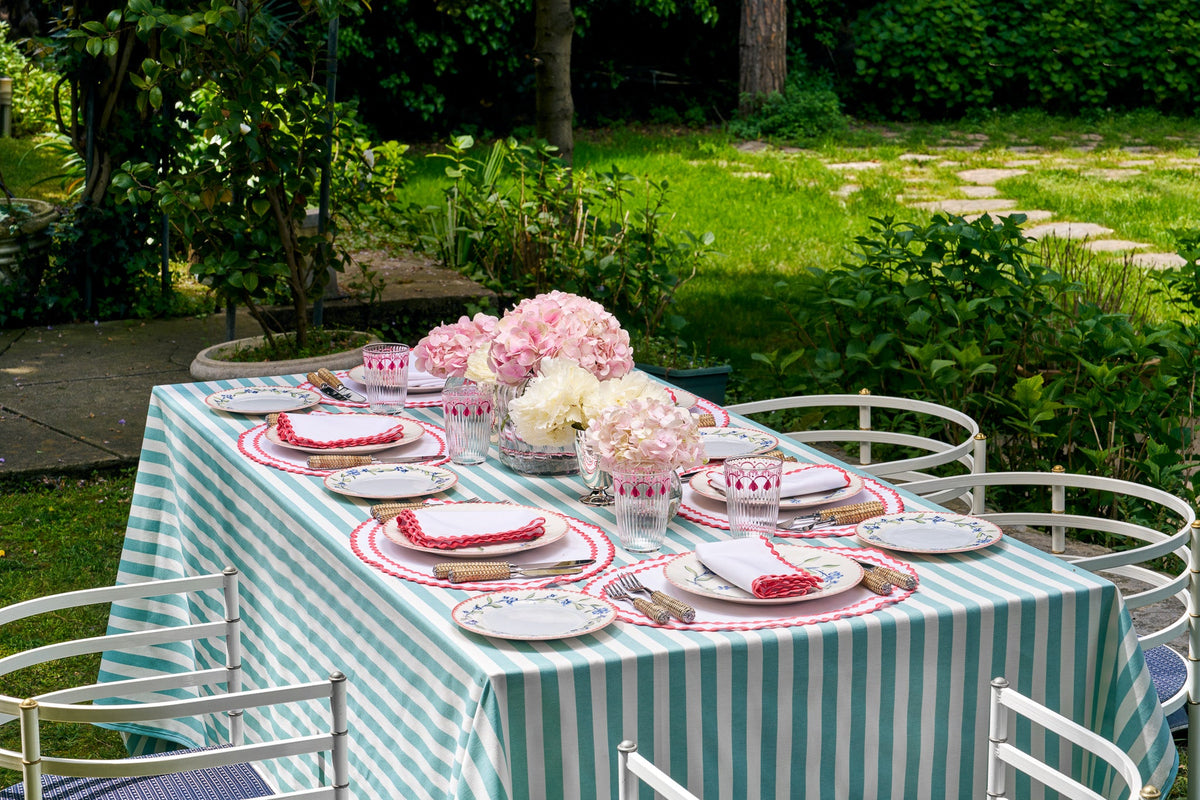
604 582 670 624
617 574 696 623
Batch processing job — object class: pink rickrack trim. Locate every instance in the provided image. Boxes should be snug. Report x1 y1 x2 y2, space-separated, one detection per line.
348 513 617 591
691 396 730 427
395 508 546 549
750 537 823 598
275 412 409 449
582 545 916 631
300 370 443 409
237 419 448 476
678 478 904 536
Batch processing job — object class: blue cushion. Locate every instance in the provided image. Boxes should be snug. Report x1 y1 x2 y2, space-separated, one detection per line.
1145 645 1189 733
0 750 272 800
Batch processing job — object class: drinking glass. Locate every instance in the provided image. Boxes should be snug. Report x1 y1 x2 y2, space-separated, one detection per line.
723 454 783 537
441 380 494 465
612 464 675 553
361 343 409 414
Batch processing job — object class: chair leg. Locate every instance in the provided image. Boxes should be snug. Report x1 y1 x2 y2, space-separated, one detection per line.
618 740 637 800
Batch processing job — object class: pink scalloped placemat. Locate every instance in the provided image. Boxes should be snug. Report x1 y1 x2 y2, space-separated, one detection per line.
582 546 916 631
691 396 729 427
349 508 616 591
677 476 904 537
300 369 445 409
238 417 448 476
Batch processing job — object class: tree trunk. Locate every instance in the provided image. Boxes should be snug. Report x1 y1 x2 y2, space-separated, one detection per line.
533 0 575 164
738 0 787 116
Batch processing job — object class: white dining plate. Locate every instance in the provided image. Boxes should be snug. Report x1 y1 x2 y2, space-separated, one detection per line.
688 463 865 510
664 544 864 605
265 417 425 455
855 512 1003 554
452 589 616 641
381 502 570 557
346 364 446 394
204 386 322 414
699 427 779 460
323 463 458 499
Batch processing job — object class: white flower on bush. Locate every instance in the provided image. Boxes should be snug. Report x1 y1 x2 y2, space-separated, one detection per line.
508 358 600 446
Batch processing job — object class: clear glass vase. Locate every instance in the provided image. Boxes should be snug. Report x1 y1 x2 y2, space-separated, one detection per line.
495 383 579 476
575 429 614 506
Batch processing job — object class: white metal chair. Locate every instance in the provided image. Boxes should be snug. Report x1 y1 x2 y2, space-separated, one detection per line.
726 390 986 499
907 469 1197 798
0 568 349 800
617 740 699 800
988 676 1161 799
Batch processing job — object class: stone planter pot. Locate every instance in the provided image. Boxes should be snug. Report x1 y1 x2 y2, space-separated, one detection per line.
0 199 60 300
189 331 378 381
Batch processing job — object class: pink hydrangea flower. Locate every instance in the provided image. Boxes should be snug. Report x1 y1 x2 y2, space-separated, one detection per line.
412 313 498 378
585 398 705 473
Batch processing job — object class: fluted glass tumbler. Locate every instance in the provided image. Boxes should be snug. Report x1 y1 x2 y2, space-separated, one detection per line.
723 455 783 537
441 380 494 465
362 343 409 414
612 464 675 553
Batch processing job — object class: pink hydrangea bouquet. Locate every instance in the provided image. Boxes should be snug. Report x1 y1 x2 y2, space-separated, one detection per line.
489 291 633 386
411 313 499 379
585 398 705 473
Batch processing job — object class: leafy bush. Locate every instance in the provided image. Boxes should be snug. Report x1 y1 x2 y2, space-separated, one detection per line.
751 213 1198 497
406 135 716 341
0 22 56 136
730 69 847 141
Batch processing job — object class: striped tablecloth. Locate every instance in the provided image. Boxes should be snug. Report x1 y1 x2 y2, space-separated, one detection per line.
101 377 1177 799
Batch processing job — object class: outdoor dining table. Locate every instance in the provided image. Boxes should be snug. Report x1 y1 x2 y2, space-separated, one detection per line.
99 374 1178 800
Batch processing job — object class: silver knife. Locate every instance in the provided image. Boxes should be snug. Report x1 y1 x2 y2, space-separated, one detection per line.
318 368 367 403
433 558 594 580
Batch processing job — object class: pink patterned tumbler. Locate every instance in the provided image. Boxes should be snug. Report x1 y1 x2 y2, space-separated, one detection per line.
723 455 783 537
361 343 410 414
441 380 494 465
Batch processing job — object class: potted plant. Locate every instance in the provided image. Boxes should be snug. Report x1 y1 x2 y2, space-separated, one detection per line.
631 333 733 404
0 196 58 303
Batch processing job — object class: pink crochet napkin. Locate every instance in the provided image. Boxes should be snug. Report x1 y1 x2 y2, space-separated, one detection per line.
394 507 547 550
695 536 823 598
275 413 409 449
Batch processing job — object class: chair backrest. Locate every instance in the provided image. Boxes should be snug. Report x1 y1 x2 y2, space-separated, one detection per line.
0 569 349 800
617 740 699 800
726 392 985 491
987 677 1159 799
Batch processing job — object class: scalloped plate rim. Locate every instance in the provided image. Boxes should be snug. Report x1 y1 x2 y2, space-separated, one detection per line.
204 386 323 414
451 589 617 640
322 463 458 499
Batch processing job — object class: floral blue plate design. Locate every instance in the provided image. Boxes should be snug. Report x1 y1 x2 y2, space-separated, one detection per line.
855 512 1002 554
323 463 457 499
204 386 322 414
663 544 863 605
699 427 780 460
452 589 617 640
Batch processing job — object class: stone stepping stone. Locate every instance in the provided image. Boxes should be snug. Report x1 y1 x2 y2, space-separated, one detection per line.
731 171 772 179
960 185 999 198
1131 252 1187 269
1082 239 1151 253
734 140 769 153
912 198 1017 214
1119 160 1156 168
1005 160 1042 168
962 210 1054 224
1023 222 1114 239
1006 146 1043 154
827 161 882 171
834 184 860 198
956 168 1027 184
1085 168 1142 180
898 153 939 162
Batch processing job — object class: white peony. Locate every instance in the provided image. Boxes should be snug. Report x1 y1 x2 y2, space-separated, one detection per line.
464 344 497 384
508 358 600 446
582 370 672 425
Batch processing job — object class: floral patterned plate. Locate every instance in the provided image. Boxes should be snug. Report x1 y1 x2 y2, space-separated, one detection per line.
664 544 863 605
204 386 322 414
699 427 780 460
855 512 1003 554
452 589 617 640
323 463 458 499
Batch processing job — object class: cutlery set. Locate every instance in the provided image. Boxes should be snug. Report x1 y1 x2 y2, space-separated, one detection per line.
307 368 366 403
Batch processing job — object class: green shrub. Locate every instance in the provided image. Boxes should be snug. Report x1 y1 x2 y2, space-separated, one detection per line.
730 70 846 141
0 22 56 136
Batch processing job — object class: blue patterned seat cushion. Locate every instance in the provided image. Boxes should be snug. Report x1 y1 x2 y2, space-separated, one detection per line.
0 748 272 800
1144 644 1189 733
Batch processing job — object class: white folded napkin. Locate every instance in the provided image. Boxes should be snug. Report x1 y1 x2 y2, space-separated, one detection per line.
408 367 445 389
397 506 546 549
695 537 823 598
712 465 850 498
276 413 408 449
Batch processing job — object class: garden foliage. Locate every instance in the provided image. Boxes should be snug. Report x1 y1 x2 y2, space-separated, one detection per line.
751 214 1199 499
0 22 55 137
406 135 716 343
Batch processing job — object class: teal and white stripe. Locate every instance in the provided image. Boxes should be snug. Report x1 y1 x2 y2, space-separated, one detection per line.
100 378 1177 799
